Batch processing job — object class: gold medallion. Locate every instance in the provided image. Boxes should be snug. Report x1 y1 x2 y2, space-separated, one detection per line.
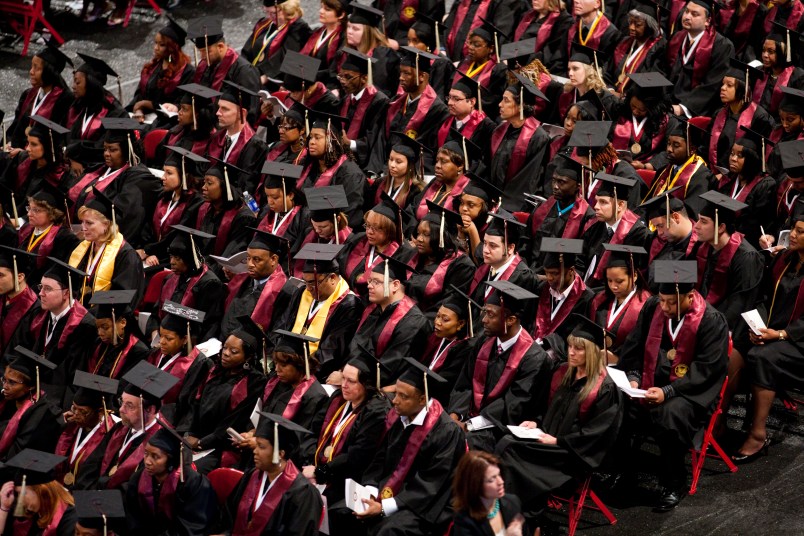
108 464 118 477
666 348 677 361
403 6 416 18
604 335 613 348
404 129 417 139
631 142 642 155
674 364 688 378
380 486 394 499
63 472 75 486
323 446 334 459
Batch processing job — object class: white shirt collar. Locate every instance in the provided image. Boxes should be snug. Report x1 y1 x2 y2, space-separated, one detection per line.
352 87 366 100
400 401 430 427
496 326 522 354
549 279 575 302
50 306 71 325
489 253 516 277
606 217 621 235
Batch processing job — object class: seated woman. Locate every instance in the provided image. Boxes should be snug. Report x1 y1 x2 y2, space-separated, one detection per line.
753 29 804 119
265 106 308 167
125 428 218 534
299 0 348 89
344 3 400 97
366 136 426 212
128 19 195 124
407 203 475 317
420 297 475 405
456 175 502 263
766 88 804 179
605 4 666 94
68 191 145 306
497 316 623 528
67 54 125 143
452 450 526 536
452 24 508 120
10 116 70 214
242 0 311 86
257 163 309 247
558 44 617 124
411 139 471 220
222 413 323 535
514 0 573 70
291 186 352 276
185 321 267 473
406 15 455 99
85 291 149 380
150 85 218 168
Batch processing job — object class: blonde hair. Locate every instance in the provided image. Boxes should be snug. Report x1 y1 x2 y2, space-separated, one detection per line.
357 24 388 53
77 206 117 243
564 335 605 402
564 63 607 93
280 0 303 19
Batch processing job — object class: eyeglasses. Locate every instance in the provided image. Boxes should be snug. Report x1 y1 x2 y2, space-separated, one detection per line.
26 206 46 214
1 376 22 386
303 275 329 288
445 95 469 103
336 73 360 83
278 124 299 131
366 278 386 288
36 284 66 293
116 397 139 411
70 404 92 416
364 224 385 233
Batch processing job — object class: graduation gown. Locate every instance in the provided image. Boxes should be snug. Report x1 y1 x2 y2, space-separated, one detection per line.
338 235 417 297
126 467 218 536
590 288 652 357
207 127 269 195
645 229 701 293
17 224 80 287
647 157 713 216
8 85 73 149
524 196 596 270
148 348 214 433
66 94 125 143
86 334 150 381
420 336 474 406
339 86 390 173
468 257 537 331
196 202 258 264
141 190 204 260
220 268 297 339
193 49 261 122
716 0 767 61
517 10 574 75
489 118 550 212
429 58 457 101
443 0 527 62
405 252 476 317
566 13 622 60
385 87 451 173
611 113 676 172
129 60 195 109
241 18 312 80
98 420 161 491
54 416 116 491
299 158 365 229
374 0 445 43
708 102 774 168
532 276 595 352
69 240 145 307
366 46 401 98
754 65 804 118
0 287 40 358
0 394 63 462
581 212 650 288
715 173 777 248
605 35 667 89
436 112 497 171
452 60 508 120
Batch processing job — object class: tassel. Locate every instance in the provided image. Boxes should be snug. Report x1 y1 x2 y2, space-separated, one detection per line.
272 422 280 464
383 259 390 298
301 81 306 105
686 122 691 157
665 192 671 228
423 370 429 407
181 155 188 191
415 54 420 82
435 20 441 53
367 57 373 87
786 30 792 63
192 96 197 131
503 220 508 259
376 362 381 391
519 86 524 121
468 304 474 338
64 200 72 228
35 366 40 403
186 320 192 354
49 130 55 163
559 253 565 299
439 211 445 249
477 85 482 114
140 393 145 432
102 514 108 536
262 340 268 373
116 76 122 103
304 110 310 137
12 254 19 293
303 342 310 380
112 307 118 346
461 137 468 170
224 166 234 202
111 202 117 233
493 32 499 61
761 139 766 173
713 208 718 246
10 192 18 228
676 282 681 321
334 214 340 244
744 69 749 103
179 446 185 483
102 397 110 433
14 475 26 517
282 177 288 212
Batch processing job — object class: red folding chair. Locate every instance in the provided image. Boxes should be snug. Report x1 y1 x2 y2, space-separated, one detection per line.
548 476 616 536
0 0 64 56
207 467 244 506
689 377 738 495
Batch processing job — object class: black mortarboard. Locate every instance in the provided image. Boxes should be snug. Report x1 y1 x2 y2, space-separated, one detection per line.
509 71 548 108
400 46 438 78
34 41 72 73
76 53 120 98
627 72 673 101
736 125 773 173
168 224 215 271
398 356 445 405
602 243 647 269
295 242 343 274
262 161 303 211
446 128 482 169
631 0 664 21
9 345 55 402
654 260 697 310
30 181 68 212
463 172 503 207
178 83 222 131
569 42 605 72
500 38 536 69
769 21 802 65
150 420 195 481
451 71 487 113
779 86 804 115
101 117 142 166
424 199 462 248
371 251 416 284
187 16 224 48
3 449 64 488
442 284 482 337
725 57 764 103
0 246 36 288
371 192 405 243
348 346 391 391
41 257 87 299
390 132 431 178
84 187 120 230
484 280 537 319
255 412 312 462
340 47 376 79
306 185 349 229
567 121 612 156
232 315 270 365
349 3 384 27
687 0 717 14
569 314 609 349
486 209 525 251
161 301 205 353
697 190 747 233
122 361 179 415
541 237 584 271
72 371 117 430
273 329 318 379
160 15 187 46
280 51 321 90
667 115 710 156
248 227 290 254
220 80 258 109
283 100 309 130
205 155 247 202
553 153 587 182
578 88 612 120
413 11 443 52
165 146 209 190
472 17 509 58
639 186 685 221
595 173 638 205
74 490 126 532
28 115 69 163
309 109 347 135
89 290 136 344
778 140 804 177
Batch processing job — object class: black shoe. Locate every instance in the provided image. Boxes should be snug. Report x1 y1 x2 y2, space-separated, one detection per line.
731 437 770 464
653 488 686 512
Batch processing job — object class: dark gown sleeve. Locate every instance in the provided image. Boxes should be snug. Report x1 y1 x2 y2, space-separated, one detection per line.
313 294 364 380
173 354 214 434
173 470 220 536
56 506 78 536
267 475 324 536
5 397 63 461
378 306 432 380
352 92 391 174
192 273 227 342
670 33 735 116
333 161 366 230
112 244 146 306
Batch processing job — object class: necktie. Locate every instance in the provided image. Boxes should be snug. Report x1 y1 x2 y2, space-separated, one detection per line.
490 268 497 279
347 96 358 122
581 25 590 41
497 343 503 355
223 136 233 158
606 227 615 240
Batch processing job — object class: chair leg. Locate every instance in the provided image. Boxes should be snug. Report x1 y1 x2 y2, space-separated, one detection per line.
708 438 739 473
588 491 617 525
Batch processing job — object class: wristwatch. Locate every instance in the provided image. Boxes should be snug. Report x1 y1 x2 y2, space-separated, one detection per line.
779 330 787 341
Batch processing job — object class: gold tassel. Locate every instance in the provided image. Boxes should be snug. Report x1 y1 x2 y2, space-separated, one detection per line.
375 362 381 390
435 21 441 53
35 366 40 403
383 259 390 298
367 58 373 87
744 68 749 103
224 167 234 202
676 282 681 321
181 155 188 191
12 254 19 293
190 235 200 270
713 208 718 246
786 30 792 63
102 397 110 433
186 320 192 354
14 475 26 517
439 211 445 249
64 200 72 228
415 54 420 82
665 192 671 228
11 192 18 228
192 96 197 131
179 445 185 483
468 304 474 338
102 514 108 536
272 422 280 464
423 370 429 407
503 221 508 259
761 139 766 173
493 32 499 61
111 202 117 233
112 307 118 346
686 122 691 157
477 85 483 114
304 110 310 137
461 137 468 170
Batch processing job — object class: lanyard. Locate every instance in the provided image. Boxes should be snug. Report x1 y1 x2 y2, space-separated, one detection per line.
255 472 279 511
119 419 156 457
160 197 180 228
682 34 700 65
388 182 405 200
578 12 603 46
556 201 575 216
81 112 95 136
667 317 685 346
87 244 107 275
731 178 747 200
367 246 377 266
314 29 335 54
607 288 637 329
31 89 48 116
550 294 567 320
429 339 455 368
306 299 324 325
272 210 293 234
71 422 102 463
157 352 182 371
632 116 647 139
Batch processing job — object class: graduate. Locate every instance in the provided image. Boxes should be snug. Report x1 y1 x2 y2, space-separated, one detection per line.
406 13 456 99
365 136 426 212
0 247 40 358
443 0 526 62
375 0 445 44
557 43 617 131
566 0 622 61
67 53 125 143
72 490 127 536
10 116 70 212
456 174 504 263
497 316 623 529
274 243 362 380
448 281 551 452
298 0 348 87
291 186 353 273
513 0 573 74
256 162 308 247
265 105 309 167
437 74 497 165
152 84 219 166
85 290 149 381
276 52 340 117
753 25 804 118
342 4 400 98
222 413 322 535
452 21 509 119
606 1 666 93
411 139 472 221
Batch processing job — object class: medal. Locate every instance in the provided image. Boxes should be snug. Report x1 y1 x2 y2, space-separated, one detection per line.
404 129 417 139
403 6 416 17
381 487 394 499
323 446 334 459
631 142 642 155
108 464 118 477
674 364 688 377
666 348 677 361
63 472 75 486
604 335 613 348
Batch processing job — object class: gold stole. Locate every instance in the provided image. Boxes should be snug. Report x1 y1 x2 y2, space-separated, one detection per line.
291 278 351 354
69 233 125 294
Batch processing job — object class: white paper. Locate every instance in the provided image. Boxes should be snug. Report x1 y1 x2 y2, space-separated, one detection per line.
541 123 566 139
778 230 790 249
209 251 249 274
258 90 288 120
607 366 647 398
130 111 157 125
741 309 767 336
345 479 378 513
322 384 338 397
192 449 215 461
551 74 569 84
466 415 495 431
158 104 178 118
148 167 165 179
507 425 544 439
195 338 222 358
316 484 330 534
250 399 264 429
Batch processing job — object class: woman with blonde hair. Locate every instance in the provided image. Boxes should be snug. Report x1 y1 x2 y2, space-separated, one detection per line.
558 43 616 120
342 3 400 97
497 315 623 530
242 0 312 85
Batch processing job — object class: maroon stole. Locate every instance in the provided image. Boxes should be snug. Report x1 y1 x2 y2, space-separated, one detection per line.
648 227 698 264
19 86 65 123
248 19 292 59
232 462 301 536
695 232 744 306
152 193 195 242
471 330 534 415
436 110 486 147
550 135 568 160
469 255 522 296
166 128 211 156
612 37 661 93
101 422 161 489
666 27 716 88
340 86 379 139
292 226 353 277
196 204 238 255
490 117 541 178
193 47 240 91
66 105 111 141
771 251 804 324
0 398 34 456
558 90 576 120
717 173 764 203
262 376 317 419
87 334 141 379
257 206 302 235
30 302 89 351
414 174 471 219
385 85 439 137
197 367 250 411
0 286 38 353
15 157 33 191
589 289 650 348
592 210 640 281
422 335 465 371
300 26 342 65
708 102 757 166
344 240 402 283
18 224 60 268
316 395 360 464
357 296 416 356
612 115 667 160
763 0 804 34
533 275 587 341
446 0 492 58
68 164 130 205
753 66 794 114
139 61 188 97
297 154 348 190
454 58 497 90
225 267 288 330
159 267 207 317
138 469 179 521
267 143 306 163
54 416 114 483
548 363 607 421
23 500 67 536
717 0 760 53
566 14 612 53
419 252 465 300
529 195 590 239
381 399 444 495
208 122 256 164
149 348 200 404
516 11 560 50
642 291 706 387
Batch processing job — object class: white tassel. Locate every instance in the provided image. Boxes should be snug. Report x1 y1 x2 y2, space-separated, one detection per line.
224 167 234 202
304 342 310 380
272 422 280 464
334 214 340 244
367 58 373 87
192 96 197 131
186 320 192 354
12 254 19 293
383 259 390 298
14 475 26 517
181 156 188 191
111 307 118 346
519 86 524 121
423 370 429 407
439 211 445 249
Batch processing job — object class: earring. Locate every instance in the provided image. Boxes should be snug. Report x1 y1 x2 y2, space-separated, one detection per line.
243 362 251 370
168 55 173 63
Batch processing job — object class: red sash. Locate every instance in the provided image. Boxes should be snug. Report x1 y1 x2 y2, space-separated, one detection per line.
566 14 612 53
152 194 194 242
297 154 348 190
548 363 607 421
196 204 239 255
68 164 129 205
696 232 743 306
193 47 240 91
196 367 251 412
54 417 113 483
642 291 706 388
0 286 38 352
15 157 34 191
381 399 444 494
490 117 541 178
752 66 794 114
385 85 438 137
159 266 208 317
708 102 756 167
315 395 360 464
667 27 716 88
612 37 661 93
471 329 534 415
763 0 804 34
40 500 68 536
66 106 110 141
139 61 187 97
257 206 302 235
592 210 640 280
232 462 300 536
357 296 416 356
101 422 161 489
533 275 587 340
208 122 256 165
340 86 378 139
87 334 141 379
414 174 470 219
262 376 317 419
436 110 486 147
292 227 353 277
446 0 492 58
166 128 210 156
771 251 804 324
717 1 759 53
19 224 61 268
19 86 64 123
225 267 288 330
253 20 293 59
344 240 401 283
30 302 89 351
518 11 560 52
589 289 650 348
648 227 698 264
267 143 306 163
469 255 522 296
421 252 465 300
0 398 34 456
299 26 342 65
138 469 179 520
529 195 590 239
612 115 667 160
716 173 764 204
422 335 465 372
148 348 200 404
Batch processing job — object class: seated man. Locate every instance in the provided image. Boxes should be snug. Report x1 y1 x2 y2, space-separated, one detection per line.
349 254 430 383
449 281 551 451
0 246 40 358
437 74 496 166
617 261 728 511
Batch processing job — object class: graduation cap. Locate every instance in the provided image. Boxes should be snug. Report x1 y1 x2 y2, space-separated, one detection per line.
473 17 509 59
553 153 589 184
159 15 188 46
263 161 304 213
769 21 802 65
486 209 525 254
178 83 222 131
73 490 126 533
341 47 377 85
500 38 537 70
446 128 482 169
348 3 384 27
165 146 209 191
42 257 87 302
424 199 462 249
232 314 270 369
463 171 503 208
305 185 349 241
541 237 584 284
398 356 446 406
84 187 120 232
150 420 195 482
451 71 485 113
442 284 482 337
371 192 405 244
4 449 65 514
205 155 247 202
484 280 537 330
569 314 611 350
29 181 69 218
630 0 665 22
667 115 710 157
72 370 118 435
569 42 605 74
697 190 748 243
567 121 612 157
280 51 321 93
372 251 416 297
508 71 548 120
736 125 773 173
89 290 137 345
101 117 142 166
778 140 804 178
309 109 347 138
639 185 685 224
10 346 56 402
76 52 122 101
627 72 673 101
161 301 206 354
34 41 72 73
187 15 225 49
595 172 637 208
390 131 431 180
273 329 319 379
295 242 343 276
602 243 646 280
411 11 444 53
725 57 764 103
0 246 36 292
167 224 215 272
654 260 697 319
400 45 439 79
255 412 312 464
28 115 69 163
220 80 258 111
687 0 718 15
779 85 804 115
578 88 612 121
248 227 290 255
122 361 179 430
348 344 391 391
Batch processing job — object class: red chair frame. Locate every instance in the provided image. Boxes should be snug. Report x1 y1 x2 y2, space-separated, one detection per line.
548 476 617 536
207 467 244 506
689 377 738 495
0 0 64 56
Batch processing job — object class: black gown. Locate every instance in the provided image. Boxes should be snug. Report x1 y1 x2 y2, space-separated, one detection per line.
88 336 150 381
645 231 701 293
443 0 527 62
374 0 444 43
128 62 195 109
241 18 312 81
405 253 476 317
340 88 390 174
582 216 651 289
668 30 735 117
488 122 550 212
220 271 300 341
71 241 146 307
18 225 80 287
386 92 451 173
299 159 365 229
452 494 523 536
149 349 214 433
0 394 63 463
711 104 774 168
8 86 73 149
524 11 574 75
194 53 261 123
